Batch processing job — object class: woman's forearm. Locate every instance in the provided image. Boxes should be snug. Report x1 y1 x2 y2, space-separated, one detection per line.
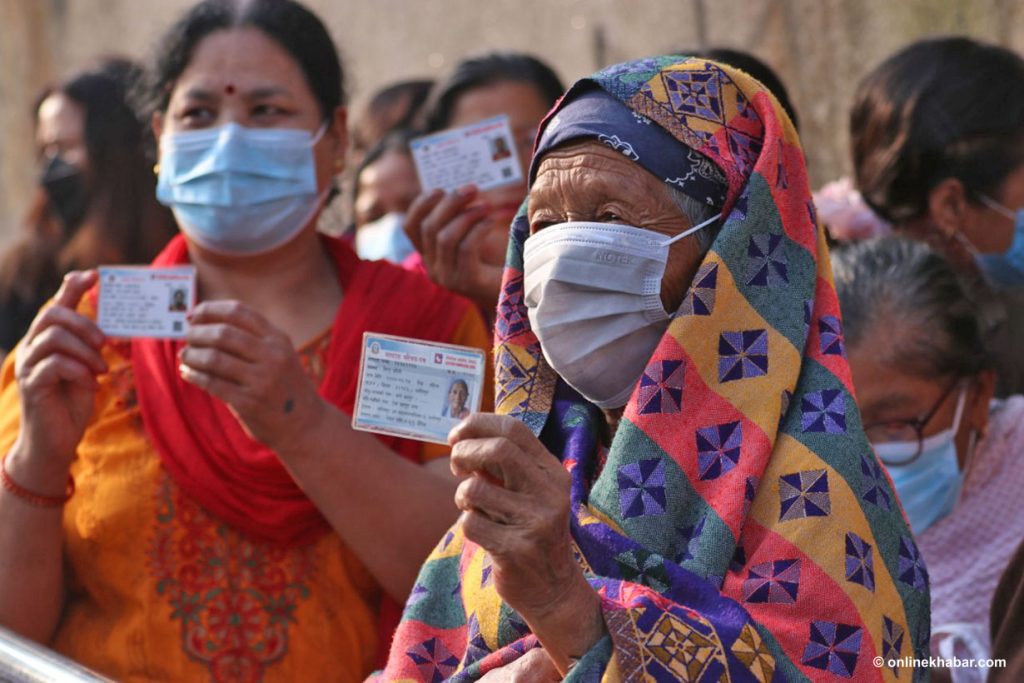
0 439 67 643
275 404 459 602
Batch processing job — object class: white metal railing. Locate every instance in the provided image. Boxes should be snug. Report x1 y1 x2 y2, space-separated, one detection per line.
0 626 114 683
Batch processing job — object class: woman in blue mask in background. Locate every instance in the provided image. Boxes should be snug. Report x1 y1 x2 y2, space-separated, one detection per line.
0 1 490 680
0 59 177 357
834 237 1024 679
852 37 1024 396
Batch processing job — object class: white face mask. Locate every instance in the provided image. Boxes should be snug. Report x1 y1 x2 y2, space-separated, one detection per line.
522 215 720 408
355 212 416 263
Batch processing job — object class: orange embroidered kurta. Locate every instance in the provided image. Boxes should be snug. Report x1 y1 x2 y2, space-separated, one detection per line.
0 297 490 683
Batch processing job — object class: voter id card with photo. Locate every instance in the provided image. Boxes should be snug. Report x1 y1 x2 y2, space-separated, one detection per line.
410 114 523 194
97 266 196 339
353 333 487 444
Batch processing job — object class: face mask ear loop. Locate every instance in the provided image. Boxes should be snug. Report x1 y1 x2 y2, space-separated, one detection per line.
664 212 723 321
310 120 331 147
979 194 1016 221
662 212 722 247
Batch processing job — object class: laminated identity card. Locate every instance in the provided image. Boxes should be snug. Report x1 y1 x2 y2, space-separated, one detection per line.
410 114 523 193
353 333 487 444
96 266 196 339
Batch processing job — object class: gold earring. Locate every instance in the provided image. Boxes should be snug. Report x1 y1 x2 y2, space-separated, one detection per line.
153 163 160 175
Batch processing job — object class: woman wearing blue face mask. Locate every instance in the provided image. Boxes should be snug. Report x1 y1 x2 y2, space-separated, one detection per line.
0 1 492 680
852 36 1024 396
835 237 1024 680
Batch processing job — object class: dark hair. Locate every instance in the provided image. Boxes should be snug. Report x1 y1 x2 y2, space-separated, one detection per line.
698 48 799 131
422 52 564 132
353 79 433 152
851 37 1024 224
140 0 344 120
351 128 417 208
0 58 177 351
831 237 991 379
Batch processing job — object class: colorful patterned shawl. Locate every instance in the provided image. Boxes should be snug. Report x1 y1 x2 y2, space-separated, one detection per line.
377 57 929 681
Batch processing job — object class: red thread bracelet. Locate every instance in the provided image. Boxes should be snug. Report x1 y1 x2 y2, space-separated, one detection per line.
0 458 74 508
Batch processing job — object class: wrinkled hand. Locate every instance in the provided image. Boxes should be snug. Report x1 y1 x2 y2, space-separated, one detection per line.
449 413 584 618
178 301 325 452
478 648 560 682
405 186 505 312
14 271 106 477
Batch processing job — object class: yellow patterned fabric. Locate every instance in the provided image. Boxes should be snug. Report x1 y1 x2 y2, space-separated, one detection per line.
375 56 929 682
0 298 489 682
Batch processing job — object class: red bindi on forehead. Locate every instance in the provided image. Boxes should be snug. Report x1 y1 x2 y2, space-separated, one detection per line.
224 84 236 95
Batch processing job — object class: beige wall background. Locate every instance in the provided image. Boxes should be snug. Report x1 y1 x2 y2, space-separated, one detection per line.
2 0 1023 246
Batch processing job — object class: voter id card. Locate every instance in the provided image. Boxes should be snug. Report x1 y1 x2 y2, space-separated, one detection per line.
353 333 487 444
97 266 196 339
410 114 523 193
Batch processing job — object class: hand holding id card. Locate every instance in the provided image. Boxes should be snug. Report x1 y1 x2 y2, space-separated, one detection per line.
97 266 196 339
353 333 486 444
410 114 523 194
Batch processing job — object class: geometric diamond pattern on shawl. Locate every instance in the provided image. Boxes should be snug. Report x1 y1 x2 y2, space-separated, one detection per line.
860 452 892 510
801 389 847 434
675 516 707 565
615 549 670 593
637 360 685 415
643 611 722 681
844 533 875 592
480 554 494 588
494 272 528 339
407 581 430 609
617 459 667 519
463 613 490 665
718 330 769 382
662 69 725 123
605 609 646 681
801 621 863 678
678 262 718 316
406 638 461 683
779 470 830 521
742 559 800 604
898 535 928 591
746 233 789 287
819 315 845 356
696 421 742 480
494 344 533 410
732 623 776 682
882 616 905 676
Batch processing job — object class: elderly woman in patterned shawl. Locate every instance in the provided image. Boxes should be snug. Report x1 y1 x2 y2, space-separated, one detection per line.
375 56 930 681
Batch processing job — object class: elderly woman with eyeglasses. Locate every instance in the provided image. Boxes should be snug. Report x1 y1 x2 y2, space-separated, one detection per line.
834 237 1024 677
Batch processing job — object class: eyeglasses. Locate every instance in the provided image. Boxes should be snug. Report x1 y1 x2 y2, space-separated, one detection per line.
863 379 961 466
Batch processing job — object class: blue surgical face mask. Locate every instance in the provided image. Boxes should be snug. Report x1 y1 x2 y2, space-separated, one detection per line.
157 122 329 256
972 195 1024 287
355 212 416 263
872 388 967 534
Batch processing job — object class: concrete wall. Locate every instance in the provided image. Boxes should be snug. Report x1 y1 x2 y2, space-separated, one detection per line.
2 0 1022 246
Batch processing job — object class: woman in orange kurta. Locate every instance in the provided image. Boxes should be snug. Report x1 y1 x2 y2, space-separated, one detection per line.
0 1 489 680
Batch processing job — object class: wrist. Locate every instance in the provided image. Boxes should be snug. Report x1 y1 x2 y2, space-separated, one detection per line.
4 437 75 499
520 570 605 673
271 397 335 461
